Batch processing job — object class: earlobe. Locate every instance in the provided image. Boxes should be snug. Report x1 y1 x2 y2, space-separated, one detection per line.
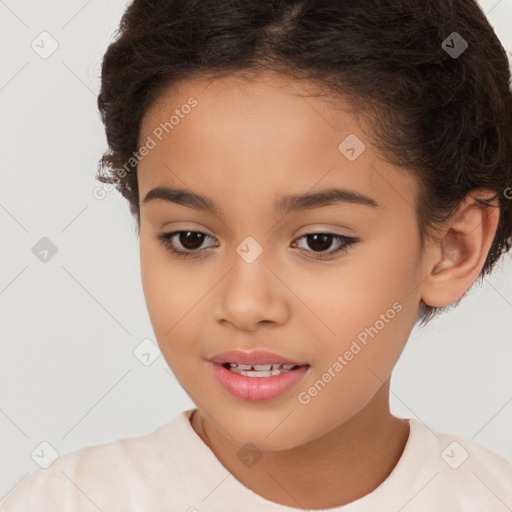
420 190 500 308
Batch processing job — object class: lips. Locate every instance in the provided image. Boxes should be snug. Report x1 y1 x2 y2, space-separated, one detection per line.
208 349 306 366
208 350 310 401
210 361 310 401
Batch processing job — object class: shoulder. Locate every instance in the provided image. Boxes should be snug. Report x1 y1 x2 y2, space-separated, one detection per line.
1 412 191 511
405 418 512 510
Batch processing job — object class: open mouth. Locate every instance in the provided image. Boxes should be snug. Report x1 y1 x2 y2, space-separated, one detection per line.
222 362 304 377
212 360 311 401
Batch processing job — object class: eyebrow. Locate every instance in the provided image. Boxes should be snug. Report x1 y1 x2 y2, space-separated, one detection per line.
142 185 380 215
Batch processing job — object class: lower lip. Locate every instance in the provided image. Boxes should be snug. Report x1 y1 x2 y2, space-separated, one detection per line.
210 363 309 401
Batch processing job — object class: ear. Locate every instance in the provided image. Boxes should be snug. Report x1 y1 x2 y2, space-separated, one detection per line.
420 189 500 308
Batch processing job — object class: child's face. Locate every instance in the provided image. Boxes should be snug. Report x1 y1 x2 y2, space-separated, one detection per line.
137 71 430 450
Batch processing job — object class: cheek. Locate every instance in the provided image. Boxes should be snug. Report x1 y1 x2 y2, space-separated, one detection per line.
305 235 419 383
140 240 172 332
337 228 420 316
139 236 200 353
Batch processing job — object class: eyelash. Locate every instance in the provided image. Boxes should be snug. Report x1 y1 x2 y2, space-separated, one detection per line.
156 230 358 261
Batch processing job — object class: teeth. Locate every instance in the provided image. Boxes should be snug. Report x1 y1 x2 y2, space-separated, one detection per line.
225 362 300 377
253 364 272 371
241 370 282 377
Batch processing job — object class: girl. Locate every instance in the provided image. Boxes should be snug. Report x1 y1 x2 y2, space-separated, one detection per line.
3 0 512 510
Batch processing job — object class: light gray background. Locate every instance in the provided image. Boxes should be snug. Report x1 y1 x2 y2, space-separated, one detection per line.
1 0 511 505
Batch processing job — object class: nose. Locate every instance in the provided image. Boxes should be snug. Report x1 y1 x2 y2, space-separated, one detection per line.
213 253 290 332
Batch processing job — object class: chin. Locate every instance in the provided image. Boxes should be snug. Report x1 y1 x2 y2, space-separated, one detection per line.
209 408 312 451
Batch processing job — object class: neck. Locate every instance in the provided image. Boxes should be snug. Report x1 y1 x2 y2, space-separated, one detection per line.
190 379 410 509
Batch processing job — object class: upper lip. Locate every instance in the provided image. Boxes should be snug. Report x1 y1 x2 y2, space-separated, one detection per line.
209 349 306 366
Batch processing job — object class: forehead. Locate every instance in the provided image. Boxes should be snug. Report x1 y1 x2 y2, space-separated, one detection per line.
140 70 363 146
137 72 418 218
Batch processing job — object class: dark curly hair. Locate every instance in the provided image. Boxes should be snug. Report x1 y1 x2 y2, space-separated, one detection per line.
96 0 512 327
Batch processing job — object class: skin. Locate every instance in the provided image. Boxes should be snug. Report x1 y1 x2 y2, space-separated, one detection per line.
136 71 500 509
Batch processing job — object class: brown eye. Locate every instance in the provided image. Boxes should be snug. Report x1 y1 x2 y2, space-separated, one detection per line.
156 230 217 259
156 230 358 261
303 233 334 251
176 231 206 250
291 233 358 260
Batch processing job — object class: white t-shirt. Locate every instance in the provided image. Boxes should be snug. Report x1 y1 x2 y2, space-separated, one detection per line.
2 408 511 511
